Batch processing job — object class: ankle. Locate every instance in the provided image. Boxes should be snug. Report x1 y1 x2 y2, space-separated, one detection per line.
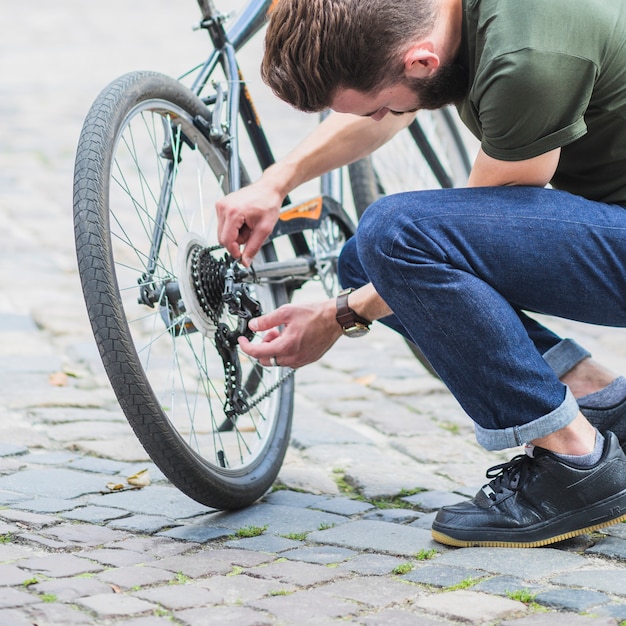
561 358 617 398
531 412 597 455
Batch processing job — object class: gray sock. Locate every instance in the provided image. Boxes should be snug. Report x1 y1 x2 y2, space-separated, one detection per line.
578 376 626 409
554 430 605 468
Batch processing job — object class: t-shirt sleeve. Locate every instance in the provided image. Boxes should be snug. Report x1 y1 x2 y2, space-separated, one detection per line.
474 49 597 161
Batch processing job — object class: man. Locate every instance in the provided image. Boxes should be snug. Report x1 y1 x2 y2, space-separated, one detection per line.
216 0 626 547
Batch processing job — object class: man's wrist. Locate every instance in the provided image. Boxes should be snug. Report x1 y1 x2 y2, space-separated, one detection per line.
335 288 371 338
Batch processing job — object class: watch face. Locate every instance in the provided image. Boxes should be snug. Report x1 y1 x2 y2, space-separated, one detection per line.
343 323 370 338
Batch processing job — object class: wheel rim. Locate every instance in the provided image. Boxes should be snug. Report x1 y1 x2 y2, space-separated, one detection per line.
105 97 286 475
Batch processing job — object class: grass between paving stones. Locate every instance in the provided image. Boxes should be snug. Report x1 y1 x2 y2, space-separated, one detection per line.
443 576 481 591
392 563 414 575
332 469 425 510
505 588 546 612
280 531 309 541
233 524 268 539
170 572 190 585
0 533 14 543
415 549 438 560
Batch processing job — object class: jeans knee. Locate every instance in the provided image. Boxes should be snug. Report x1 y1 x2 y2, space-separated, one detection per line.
338 235 369 288
355 196 398 273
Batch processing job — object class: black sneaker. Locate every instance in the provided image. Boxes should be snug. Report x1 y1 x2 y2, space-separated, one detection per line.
431 431 626 548
581 399 626 450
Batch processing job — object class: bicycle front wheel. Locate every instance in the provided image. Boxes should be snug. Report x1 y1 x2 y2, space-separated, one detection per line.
348 108 472 377
73 71 293 510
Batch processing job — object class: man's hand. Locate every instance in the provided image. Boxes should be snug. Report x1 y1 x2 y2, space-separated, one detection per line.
216 179 284 266
238 300 343 369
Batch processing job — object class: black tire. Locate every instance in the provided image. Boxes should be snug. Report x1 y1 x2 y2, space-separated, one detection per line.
73 71 294 510
348 108 472 377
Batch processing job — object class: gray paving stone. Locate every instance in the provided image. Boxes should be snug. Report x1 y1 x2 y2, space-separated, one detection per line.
308 519 439 557
29 407 125 425
26 603 95 626
280 545 357 565
0 543 43 563
472 575 544 597
338 553 406 576
0 609 33 626
108 514 176 534
0 444 28 458
97 565 177 590
75 593 157 618
534 588 611 612
19 554 104 578
80 548 152 567
15 532 70 551
62 505 130 523
0 491 29 506
500 614 617 626
114 617 174 626
413 589 526 623
206 503 349 536
223 534 301 553
262 489 330 508
319 576 420 607
68 456 134 475
104 536 196 558
133 584 219 610
585 535 626 559
13 497 79 513
408 510 438 529
150 553 235 578
205 548 276 568
250 587 359 623
31 576 114 602
310 496 375 516
91 485 211 518
362 508 421 524
551 570 626 596
357 608 444 626
401 490 466 511
22 451 80 465
175 605 275 626
246 559 349 586
37 523 129 547
403 564 486 588
0 586 41 608
158 525 231 543
0 508 60 528
0 468 108 499
596 604 626 621
435 547 586 580
194 574 296 603
0 564 33 586
291 413 374 448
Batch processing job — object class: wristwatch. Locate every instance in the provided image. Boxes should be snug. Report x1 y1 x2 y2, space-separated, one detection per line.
336 288 371 338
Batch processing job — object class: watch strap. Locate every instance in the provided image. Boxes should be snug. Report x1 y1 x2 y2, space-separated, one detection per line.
336 288 371 329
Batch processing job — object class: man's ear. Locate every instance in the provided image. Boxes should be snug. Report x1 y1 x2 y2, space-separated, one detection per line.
403 45 441 78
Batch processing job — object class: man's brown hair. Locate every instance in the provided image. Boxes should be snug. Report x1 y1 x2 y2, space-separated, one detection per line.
261 0 437 112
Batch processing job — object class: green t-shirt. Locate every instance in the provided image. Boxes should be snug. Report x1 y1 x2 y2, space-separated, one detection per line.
458 0 626 205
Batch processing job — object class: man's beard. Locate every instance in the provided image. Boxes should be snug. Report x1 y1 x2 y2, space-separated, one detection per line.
405 62 469 110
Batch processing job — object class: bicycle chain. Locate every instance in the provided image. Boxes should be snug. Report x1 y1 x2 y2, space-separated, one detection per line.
188 244 293 417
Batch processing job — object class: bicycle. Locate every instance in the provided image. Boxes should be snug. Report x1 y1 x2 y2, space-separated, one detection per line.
72 0 471 510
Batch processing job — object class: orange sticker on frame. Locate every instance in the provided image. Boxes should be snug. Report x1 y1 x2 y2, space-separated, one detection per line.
280 197 323 221
268 0 279 14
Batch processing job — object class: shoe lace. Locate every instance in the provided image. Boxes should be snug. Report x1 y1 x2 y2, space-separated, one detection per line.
483 454 533 500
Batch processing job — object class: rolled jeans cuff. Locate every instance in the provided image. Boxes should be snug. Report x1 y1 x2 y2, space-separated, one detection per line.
542 338 591 378
474 387 579 450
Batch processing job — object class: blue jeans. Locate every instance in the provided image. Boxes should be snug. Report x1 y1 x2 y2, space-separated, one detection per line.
337 186 626 450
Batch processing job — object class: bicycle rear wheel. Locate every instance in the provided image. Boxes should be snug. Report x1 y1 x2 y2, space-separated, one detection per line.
348 108 472 376
73 71 293 510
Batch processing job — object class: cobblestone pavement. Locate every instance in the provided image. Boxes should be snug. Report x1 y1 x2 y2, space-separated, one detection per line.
2 1 626 624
